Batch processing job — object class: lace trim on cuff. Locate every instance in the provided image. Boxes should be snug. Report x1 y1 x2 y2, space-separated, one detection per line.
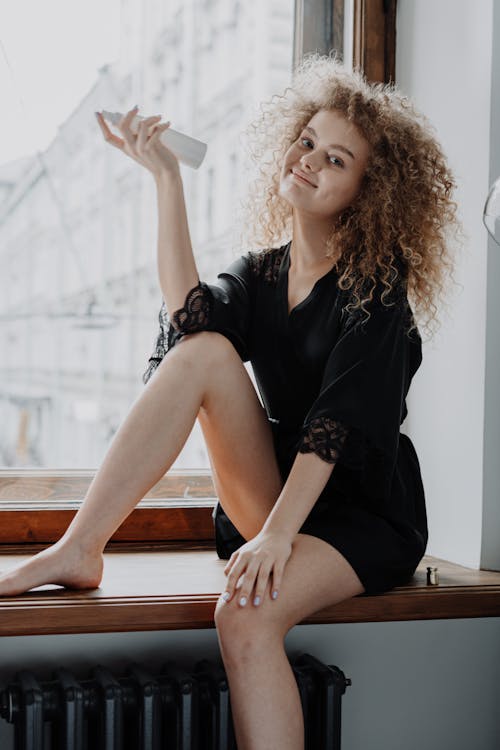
143 281 214 385
142 301 177 384
171 280 212 332
298 416 369 470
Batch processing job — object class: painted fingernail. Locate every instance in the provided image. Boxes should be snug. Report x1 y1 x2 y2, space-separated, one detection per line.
253 596 261 606
239 596 247 607
272 590 278 600
222 591 230 602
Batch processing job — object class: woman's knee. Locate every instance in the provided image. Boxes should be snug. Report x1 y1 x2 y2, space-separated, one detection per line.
214 586 288 641
214 599 285 665
177 330 239 365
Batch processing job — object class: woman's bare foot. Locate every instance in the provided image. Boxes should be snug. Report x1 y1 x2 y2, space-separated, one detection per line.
0 538 104 597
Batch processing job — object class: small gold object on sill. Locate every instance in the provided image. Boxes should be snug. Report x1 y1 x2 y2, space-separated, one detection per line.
426 566 439 585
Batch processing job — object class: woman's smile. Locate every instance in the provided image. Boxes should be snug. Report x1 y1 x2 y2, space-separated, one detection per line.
291 169 316 187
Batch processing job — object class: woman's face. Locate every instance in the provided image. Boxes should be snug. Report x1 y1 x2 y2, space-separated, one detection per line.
279 109 371 220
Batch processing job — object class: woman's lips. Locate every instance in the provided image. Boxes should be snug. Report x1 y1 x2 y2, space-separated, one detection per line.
291 170 315 187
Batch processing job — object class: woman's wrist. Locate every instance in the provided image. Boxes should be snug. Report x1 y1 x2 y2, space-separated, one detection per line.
260 521 297 545
154 168 182 191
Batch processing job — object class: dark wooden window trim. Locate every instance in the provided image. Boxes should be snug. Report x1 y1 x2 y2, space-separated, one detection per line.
0 2 397 549
353 0 397 84
0 470 217 551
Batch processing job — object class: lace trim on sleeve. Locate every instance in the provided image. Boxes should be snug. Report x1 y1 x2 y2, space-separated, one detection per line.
142 281 214 385
298 416 369 470
171 280 213 332
298 417 350 464
142 300 177 385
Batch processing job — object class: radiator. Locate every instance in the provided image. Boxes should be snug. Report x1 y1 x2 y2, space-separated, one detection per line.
0 651 351 749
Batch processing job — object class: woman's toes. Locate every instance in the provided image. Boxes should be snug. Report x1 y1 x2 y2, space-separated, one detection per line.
0 543 104 597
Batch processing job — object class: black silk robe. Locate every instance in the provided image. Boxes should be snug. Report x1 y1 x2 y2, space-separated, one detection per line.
143 241 428 595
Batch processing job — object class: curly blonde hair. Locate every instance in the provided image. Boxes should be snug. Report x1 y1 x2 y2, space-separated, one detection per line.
233 52 463 341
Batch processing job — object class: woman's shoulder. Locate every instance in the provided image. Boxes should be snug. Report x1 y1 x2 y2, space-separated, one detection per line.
337 272 414 336
244 243 289 285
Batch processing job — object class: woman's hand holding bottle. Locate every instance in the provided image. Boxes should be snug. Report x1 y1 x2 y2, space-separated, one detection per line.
95 106 181 182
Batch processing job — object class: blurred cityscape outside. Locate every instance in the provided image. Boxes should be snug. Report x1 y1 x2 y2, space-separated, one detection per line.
0 0 294 469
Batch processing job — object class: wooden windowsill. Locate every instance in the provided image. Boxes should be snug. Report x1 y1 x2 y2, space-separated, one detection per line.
0 550 500 637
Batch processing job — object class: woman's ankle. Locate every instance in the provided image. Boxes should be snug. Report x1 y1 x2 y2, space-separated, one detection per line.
58 531 106 557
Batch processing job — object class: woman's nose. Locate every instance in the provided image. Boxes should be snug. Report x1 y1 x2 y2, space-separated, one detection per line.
300 152 320 171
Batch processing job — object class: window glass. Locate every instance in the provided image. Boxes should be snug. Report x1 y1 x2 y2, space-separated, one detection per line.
0 0 295 469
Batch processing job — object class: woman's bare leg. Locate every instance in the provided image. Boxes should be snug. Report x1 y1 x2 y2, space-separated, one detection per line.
214 534 365 750
194 340 366 749
0 327 339 746
0 331 276 596
196 350 284 541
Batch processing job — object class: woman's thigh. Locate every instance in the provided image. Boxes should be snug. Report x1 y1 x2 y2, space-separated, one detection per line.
180 331 284 542
214 532 366 649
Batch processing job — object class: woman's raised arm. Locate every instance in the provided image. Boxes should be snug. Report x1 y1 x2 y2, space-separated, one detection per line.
153 171 199 318
95 106 199 317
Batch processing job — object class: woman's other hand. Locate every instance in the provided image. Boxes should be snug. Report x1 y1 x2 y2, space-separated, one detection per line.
220 529 293 608
95 106 181 181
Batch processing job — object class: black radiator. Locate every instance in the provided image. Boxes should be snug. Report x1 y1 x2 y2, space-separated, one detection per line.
0 652 351 749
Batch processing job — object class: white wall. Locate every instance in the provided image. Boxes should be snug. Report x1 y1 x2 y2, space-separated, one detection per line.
396 0 497 569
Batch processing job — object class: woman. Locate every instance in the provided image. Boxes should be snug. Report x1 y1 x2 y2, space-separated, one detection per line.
0 55 459 749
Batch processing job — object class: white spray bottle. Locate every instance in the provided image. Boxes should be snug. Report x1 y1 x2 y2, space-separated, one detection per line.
101 110 207 169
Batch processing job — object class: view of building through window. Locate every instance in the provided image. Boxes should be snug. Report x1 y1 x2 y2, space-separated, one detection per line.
0 0 295 469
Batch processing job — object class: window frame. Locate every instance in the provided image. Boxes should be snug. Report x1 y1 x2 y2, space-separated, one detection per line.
0 469 217 549
0 0 397 550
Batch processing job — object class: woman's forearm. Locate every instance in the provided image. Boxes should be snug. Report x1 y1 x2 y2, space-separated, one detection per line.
154 171 200 318
261 452 335 541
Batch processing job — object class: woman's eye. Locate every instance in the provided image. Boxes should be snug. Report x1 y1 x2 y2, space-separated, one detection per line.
299 138 344 167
